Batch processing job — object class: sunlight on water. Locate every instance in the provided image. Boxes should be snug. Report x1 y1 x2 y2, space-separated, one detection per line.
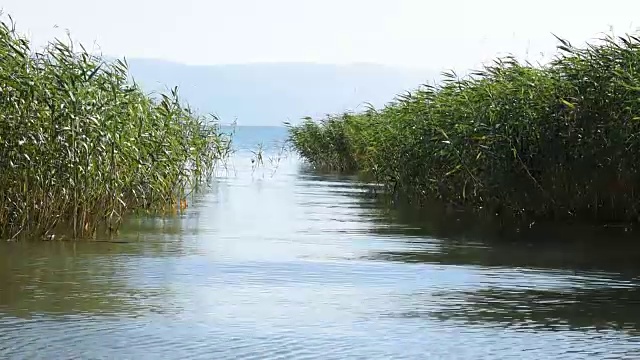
1 126 639 359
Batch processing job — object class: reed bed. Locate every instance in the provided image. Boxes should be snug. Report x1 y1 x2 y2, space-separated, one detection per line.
0 16 231 240
289 33 640 224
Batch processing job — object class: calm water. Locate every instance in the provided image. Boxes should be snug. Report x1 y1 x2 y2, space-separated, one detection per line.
1 126 640 359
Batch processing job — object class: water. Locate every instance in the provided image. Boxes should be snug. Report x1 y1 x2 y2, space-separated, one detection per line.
1 126 640 359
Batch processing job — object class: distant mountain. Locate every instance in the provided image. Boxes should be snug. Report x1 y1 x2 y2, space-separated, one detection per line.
124 59 437 126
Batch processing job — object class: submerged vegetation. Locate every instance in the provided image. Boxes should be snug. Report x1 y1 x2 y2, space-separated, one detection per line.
289 33 640 224
0 16 231 240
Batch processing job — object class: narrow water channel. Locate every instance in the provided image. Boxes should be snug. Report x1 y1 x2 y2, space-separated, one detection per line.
1 127 639 359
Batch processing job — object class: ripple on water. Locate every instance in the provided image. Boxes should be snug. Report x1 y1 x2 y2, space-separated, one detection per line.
1 150 640 359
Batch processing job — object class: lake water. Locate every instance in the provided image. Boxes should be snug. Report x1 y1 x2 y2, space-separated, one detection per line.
1 126 640 359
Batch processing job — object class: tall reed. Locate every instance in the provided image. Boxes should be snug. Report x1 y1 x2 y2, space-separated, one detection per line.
0 16 231 240
289 33 640 224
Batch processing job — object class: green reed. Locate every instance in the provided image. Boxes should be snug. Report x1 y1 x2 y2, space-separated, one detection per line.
289 33 640 224
0 16 231 240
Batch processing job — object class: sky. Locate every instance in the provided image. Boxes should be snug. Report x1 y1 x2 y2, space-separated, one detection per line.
2 0 640 72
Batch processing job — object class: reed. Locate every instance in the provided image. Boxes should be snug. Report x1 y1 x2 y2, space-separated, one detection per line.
289 33 640 224
0 15 231 240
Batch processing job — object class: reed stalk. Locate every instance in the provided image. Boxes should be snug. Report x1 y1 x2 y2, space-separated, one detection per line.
289 33 640 224
0 15 231 240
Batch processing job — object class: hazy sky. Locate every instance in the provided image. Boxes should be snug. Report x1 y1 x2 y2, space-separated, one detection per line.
2 0 640 71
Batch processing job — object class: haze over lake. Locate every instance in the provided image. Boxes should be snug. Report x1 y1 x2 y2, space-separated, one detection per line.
125 59 437 126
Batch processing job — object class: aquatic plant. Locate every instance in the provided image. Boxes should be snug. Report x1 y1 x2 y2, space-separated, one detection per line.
0 15 231 240
289 33 640 224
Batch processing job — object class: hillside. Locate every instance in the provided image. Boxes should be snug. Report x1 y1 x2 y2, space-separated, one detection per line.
125 59 436 126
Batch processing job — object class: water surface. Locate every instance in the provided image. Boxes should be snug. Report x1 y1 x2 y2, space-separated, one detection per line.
1 126 639 359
